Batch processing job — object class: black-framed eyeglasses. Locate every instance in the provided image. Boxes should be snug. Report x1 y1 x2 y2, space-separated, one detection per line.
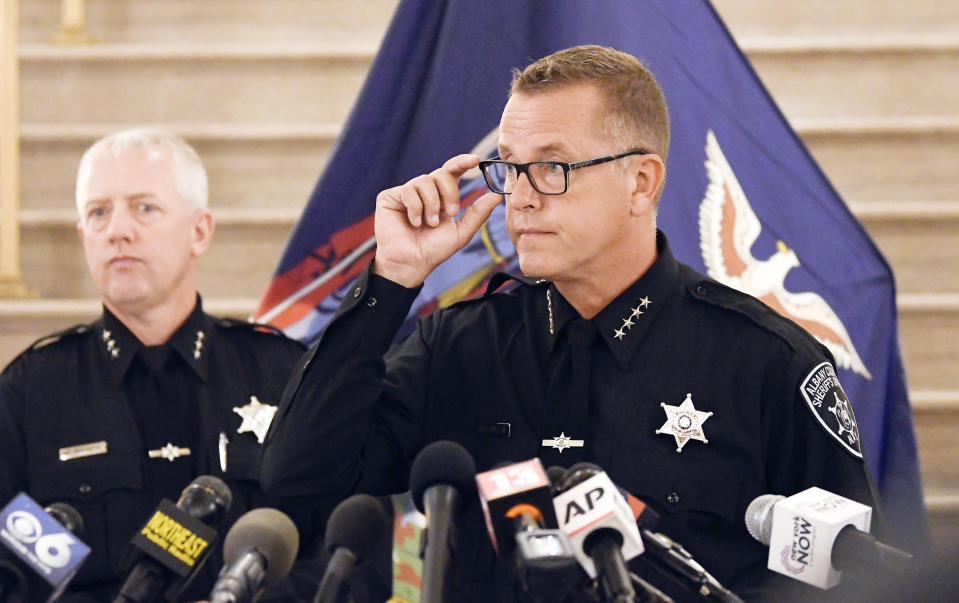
479 149 651 195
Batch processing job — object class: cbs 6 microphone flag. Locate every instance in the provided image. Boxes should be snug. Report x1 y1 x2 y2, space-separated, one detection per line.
1 492 91 603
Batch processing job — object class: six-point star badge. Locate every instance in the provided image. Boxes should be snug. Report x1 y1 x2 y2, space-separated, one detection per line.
233 396 278 444
655 393 713 452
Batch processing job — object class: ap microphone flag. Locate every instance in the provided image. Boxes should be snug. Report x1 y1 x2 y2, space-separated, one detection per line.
254 0 924 548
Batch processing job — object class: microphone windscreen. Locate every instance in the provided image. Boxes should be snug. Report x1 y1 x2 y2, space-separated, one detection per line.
559 462 603 491
184 475 233 507
177 475 234 526
223 508 299 587
43 502 84 536
324 494 390 560
546 466 567 492
744 494 785 546
409 440 476 513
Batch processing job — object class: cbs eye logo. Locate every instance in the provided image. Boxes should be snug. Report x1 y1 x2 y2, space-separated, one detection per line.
6 510 76 569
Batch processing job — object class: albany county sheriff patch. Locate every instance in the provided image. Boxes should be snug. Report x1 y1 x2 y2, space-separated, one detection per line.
800 361 862 459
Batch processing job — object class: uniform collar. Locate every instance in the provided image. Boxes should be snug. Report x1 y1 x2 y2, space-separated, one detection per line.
99 296 212 386
544 230 679 369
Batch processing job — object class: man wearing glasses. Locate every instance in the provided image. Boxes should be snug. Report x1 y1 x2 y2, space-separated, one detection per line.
262 46 881 601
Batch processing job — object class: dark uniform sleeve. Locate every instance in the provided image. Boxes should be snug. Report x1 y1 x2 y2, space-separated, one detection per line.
734 332 885 601
260 267 427 516
0 359 29 504
763 347 881 508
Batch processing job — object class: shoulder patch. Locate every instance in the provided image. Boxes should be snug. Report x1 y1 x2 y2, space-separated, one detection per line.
28 324 91 351
799 361 863 460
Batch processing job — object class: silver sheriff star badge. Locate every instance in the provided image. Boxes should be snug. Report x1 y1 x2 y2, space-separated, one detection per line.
541 432 584 453
655 393 713 453
233 396 278 444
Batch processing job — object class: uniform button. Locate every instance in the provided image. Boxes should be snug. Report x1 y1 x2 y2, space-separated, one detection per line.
352 286 362 299
666 491 680 505
695 284 707 296
367 297 378 307
78 483 92 495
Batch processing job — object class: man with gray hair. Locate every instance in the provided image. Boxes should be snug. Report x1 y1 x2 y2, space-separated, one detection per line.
0 129 306 601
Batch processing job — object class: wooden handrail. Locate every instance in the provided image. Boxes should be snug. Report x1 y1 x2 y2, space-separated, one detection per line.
0 0 31 297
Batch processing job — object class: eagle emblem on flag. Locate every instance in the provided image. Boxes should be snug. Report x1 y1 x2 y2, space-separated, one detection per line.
697 130 871 379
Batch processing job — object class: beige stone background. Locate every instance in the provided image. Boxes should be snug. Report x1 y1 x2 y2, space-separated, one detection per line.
1 0 956 554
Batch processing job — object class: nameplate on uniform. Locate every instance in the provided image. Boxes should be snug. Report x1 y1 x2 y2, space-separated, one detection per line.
59 440 108 462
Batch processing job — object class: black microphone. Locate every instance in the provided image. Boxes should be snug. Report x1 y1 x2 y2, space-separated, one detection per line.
43 503 85 537
113 475 233 603
0 494 91 603
209 508 299 603
312 494 390 603
545 466 568 494
637 529 742 603
409 440 476 603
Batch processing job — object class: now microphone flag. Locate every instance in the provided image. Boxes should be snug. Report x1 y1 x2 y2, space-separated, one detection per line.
255 0 924 549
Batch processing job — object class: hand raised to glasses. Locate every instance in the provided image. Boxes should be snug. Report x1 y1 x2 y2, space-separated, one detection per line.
372 154 501 287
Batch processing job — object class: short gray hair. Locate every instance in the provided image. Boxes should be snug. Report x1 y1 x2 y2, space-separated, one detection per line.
75 128 209 214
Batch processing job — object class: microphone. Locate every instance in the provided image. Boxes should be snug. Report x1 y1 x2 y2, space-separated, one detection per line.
475 459 579 599
0 493 91 603
409 440 476 603
553 463 644 602
745 486 913 590
42 503 85 537
312 494 389 603
209 508 299 603
113 475 233 603
545 466 567 493
561 464 741 602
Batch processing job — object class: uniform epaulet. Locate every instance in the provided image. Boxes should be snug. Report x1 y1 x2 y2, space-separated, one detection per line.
212 316 289 338
28 323 92 352
686 278 807 350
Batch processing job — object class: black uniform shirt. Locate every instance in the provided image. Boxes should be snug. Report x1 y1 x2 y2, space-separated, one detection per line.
0 297 305 601
262 231 882 601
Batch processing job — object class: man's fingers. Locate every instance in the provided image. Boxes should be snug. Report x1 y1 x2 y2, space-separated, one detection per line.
456 192 502 244
432 169 463 217
411 176 443 227
398 182 425 227
441 154 482 180
380 154 482 229
436 154 481 216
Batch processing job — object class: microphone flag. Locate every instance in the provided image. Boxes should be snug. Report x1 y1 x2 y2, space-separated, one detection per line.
254 0 924 549
1 492 91 601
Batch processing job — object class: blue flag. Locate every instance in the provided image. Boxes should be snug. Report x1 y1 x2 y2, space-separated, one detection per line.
255 0 925 548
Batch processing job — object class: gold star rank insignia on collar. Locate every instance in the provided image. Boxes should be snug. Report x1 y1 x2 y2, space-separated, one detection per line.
655 393 713 452
233 396 278 444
